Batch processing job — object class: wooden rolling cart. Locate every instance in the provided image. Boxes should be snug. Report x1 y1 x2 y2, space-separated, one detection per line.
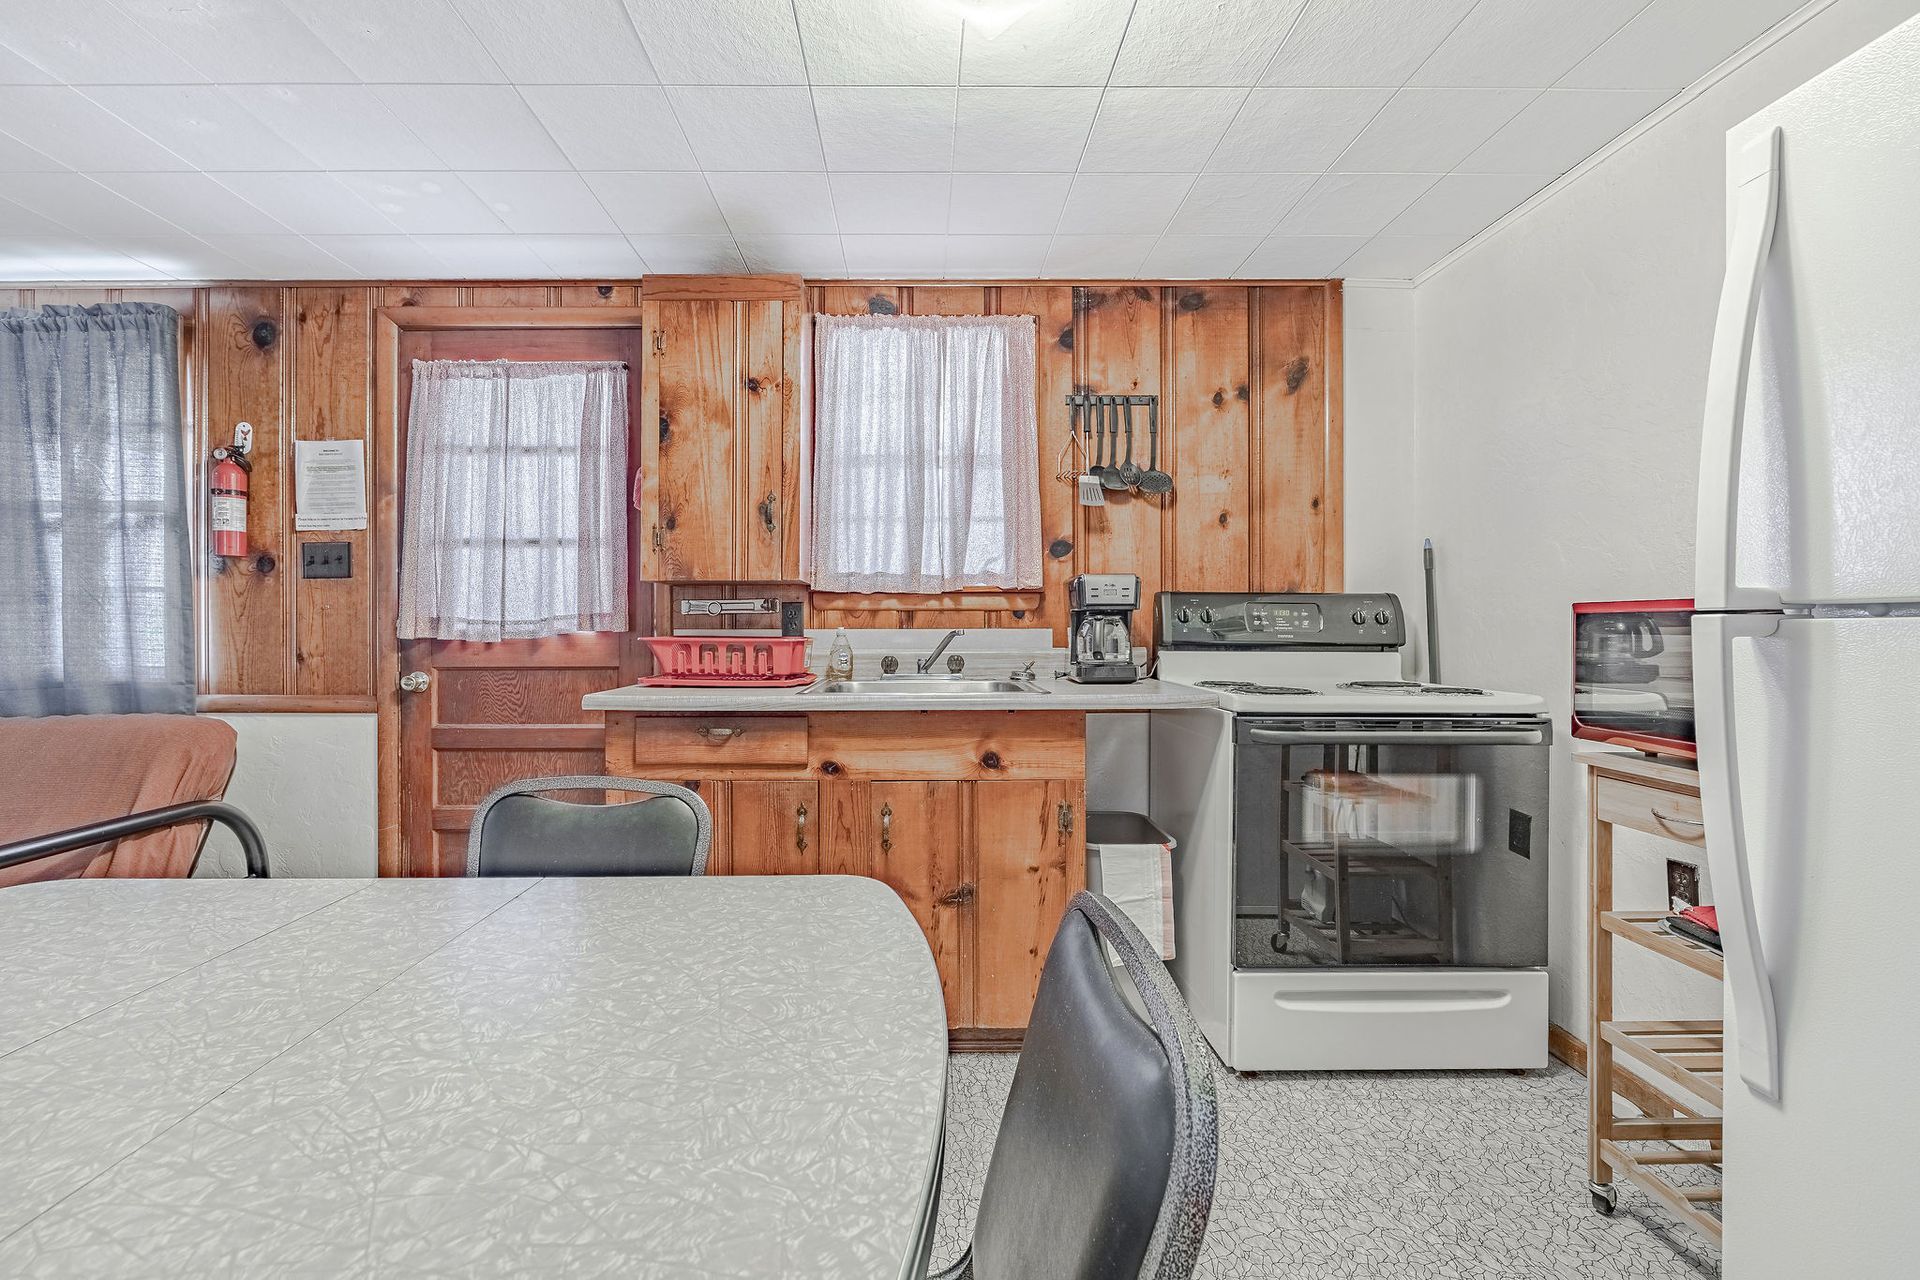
1583 750 1723 1245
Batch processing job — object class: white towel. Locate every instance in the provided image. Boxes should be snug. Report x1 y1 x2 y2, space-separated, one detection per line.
1094 840 1175 960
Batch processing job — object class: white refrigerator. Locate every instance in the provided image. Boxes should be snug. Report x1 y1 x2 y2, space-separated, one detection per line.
1694 12 1920 1277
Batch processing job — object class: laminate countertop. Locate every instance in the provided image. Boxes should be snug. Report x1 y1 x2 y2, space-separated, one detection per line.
581 673 1219 714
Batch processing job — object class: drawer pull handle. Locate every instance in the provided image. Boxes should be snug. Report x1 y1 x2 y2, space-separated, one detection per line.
695 726 742 743
795 803 808 853
879 803 893 854
1651 809 1705 835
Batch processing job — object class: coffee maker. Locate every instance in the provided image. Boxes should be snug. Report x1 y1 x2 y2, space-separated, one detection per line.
1068 574 1141 683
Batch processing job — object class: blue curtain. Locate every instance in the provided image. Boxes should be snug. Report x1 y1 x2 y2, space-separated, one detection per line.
0 304 193 716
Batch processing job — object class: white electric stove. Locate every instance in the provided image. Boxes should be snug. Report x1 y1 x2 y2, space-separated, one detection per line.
1148 592 1551 1072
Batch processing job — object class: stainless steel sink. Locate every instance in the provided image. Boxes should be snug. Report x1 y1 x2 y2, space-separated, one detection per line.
807 676 1049 696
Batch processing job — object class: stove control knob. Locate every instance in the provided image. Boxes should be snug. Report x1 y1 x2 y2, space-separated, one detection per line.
1375 610 1392 625
1177 607 1192 624
1351 608 1368 625
1199 608 1215 625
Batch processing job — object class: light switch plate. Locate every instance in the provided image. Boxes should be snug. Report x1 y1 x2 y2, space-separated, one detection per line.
301 541 351 579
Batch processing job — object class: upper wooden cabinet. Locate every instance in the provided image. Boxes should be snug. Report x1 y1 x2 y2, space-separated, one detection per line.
638 275 805 582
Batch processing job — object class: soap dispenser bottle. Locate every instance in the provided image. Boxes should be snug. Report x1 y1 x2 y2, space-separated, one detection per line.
826 628 855 680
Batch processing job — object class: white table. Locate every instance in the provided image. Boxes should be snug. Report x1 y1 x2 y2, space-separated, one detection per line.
0 875 949 1278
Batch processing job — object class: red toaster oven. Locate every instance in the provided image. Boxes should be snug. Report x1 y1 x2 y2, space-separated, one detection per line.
1571 600 1696 758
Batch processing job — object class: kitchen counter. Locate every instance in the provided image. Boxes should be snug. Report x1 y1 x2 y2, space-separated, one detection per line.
581 673 1219 713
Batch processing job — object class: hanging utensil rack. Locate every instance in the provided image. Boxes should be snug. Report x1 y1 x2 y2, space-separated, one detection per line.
1063 393 1169 496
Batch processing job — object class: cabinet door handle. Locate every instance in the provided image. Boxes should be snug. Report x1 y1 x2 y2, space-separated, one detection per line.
758 492 777 534
1057 802 1075 841
795 803 809 853
879 803 893 854
651 524 664 551
651 329 666 356
695 726 742 743
1651 809 1705 835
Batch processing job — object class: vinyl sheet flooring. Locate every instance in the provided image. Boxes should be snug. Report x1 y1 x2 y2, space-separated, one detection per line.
932 1054 1721 1280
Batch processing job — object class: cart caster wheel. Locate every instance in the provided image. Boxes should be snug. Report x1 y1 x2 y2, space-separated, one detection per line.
1589 1183 1618 1216
1270 933 1289 954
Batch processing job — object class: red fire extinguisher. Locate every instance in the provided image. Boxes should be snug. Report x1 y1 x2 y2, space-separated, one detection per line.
211 421 254 559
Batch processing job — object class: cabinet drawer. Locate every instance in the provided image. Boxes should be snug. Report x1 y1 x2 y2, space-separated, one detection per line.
631 715 808 770
1596 777 1705 846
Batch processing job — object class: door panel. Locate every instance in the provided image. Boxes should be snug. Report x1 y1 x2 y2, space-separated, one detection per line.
869 781 973 1028
642 299 737 580
728 781 820 876
973 779 1084 1029
740 299 792 581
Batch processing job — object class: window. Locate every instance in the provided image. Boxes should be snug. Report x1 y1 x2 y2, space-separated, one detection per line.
809 314 1041 595
397 360 627 642
0 304 192 716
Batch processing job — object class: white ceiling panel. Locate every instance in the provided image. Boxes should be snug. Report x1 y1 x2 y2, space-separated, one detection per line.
374 86 570 172
793 0 962 85
450 0 658 84
623 0 806 85
1562 0 1806 92
840 234 945 277
334 172 504 234
1234 234 1366 278
411 234 551 277
830 173 951 235
1166 172 1316 236
91 172 288 235
0 2 205 84
521 87 697 171
947 173 1073 235
0 43 54 85
706 172 839 235
19 241 170 279
1109 0 1310 87
583 172 729 235
813 87 957 172
2 173 185 237
1460 89 1672 174
460 171 617 234
942 234 1050 277
1207 88 1392 173
0 198 67 236
210 172 398 235
196 234 352 278
1383 173 1552 237
625 234 747 274
1042 235 1155 279
118 234 259 280
1139 235 1260 278
1276 172 1437 236
234 85 440 172
1338 234 1462 278
1263 0 1478 88
738 234 847 275
1080 88 1246 173
114 0 356 83
524 234 646 275
306 234 444 278
1333 88 1535 173
290 0 506 84
0 87 189 172
0 131 67 173
959 0 1133 86
1409 0 1646 89
1057 174 1196 235
670 86 824 171
952 88 1101 173
0 237 69 279
88 86 313 171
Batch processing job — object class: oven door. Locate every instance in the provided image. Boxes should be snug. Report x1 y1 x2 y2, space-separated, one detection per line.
1232 716 1550 969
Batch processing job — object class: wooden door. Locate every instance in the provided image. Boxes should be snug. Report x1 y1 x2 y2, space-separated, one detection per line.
867 781 973 1028
727 781 820 876
972 779 1085 1030
640 299 738 580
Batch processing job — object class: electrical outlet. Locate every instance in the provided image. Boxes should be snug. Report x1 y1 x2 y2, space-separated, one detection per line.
1668 859 1701 912
780 600 805 636
1507 809 1532 858
300 542 351 579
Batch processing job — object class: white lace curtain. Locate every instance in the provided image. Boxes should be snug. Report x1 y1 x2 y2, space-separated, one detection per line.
810 314 1040 594
398 360 627 642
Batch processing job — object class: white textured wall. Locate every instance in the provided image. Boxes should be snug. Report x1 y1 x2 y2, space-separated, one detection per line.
1342 284 1424 679
198 714 377 879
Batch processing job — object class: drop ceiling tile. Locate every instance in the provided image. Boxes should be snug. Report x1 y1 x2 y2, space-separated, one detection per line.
1334 88 1534 173
830 173 951 235
521 86 697 171
460 172 617 234
209 173 398 235
306 235 445 278
291 0 507 83
0 87 189 171
706 172 838 235
1384 173 1551 237
334 172 505 235
0 197 66 236
841 234 944 277
960 0 1132 86
1408 0 1646 89
114 0 357 83
1080 88 1247 173
0 2 205 83
1042 235 1155 279
793 0 961 85
409 234 551 277
813 87 956 172
2 173 184 236
941 234 1050 277
231 85 440 172
1263 0 1478 88
195 234 353 279
670 87 824 171
953 88 1102 173
86 86 314 171
91 172 289 235
523 234 646 275
1275 172 1438 236
0 43 56 85
738 234 847 275
1562 0 1805 91
622 0 806 84
374 86 570 171
449 0 658 84
1338 234 1463 278
1207 88 1392 172
115 234 259 280
1459 89 1671 174
1057 174 1194 235
1165 172 1316 236
1234 234 1367 278
625 234 747 273
1139 235 1260 278
1110 0 1309 86
0 131 66 173
583 172 729 235
947 173 1072 235
19 241 170 280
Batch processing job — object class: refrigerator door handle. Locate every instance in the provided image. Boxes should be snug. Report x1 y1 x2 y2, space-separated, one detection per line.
1696 126 1786 614
1694 611 1784 1100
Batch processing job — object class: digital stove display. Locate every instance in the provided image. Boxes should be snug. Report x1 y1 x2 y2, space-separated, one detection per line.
1247 602 1321 632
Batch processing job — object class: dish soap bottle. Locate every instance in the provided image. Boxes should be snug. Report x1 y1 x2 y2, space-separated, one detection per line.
826 627 855 681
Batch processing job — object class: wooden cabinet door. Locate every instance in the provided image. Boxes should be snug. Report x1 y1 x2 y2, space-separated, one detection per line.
727 781 819 876
972 779 1085 1030
640 298 738 581
740 299 800 581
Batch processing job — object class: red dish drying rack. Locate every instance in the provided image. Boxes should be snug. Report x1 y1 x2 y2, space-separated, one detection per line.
636 636 816 687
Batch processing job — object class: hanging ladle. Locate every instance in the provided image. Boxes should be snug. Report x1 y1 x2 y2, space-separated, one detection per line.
1137 397 1173 495
1098 396 1127 491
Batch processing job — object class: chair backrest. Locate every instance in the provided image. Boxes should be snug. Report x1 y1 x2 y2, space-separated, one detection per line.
967 891 1218 1280
466 776 712 878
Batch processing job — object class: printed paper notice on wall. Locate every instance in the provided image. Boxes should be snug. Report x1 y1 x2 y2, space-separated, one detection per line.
293 440 368 531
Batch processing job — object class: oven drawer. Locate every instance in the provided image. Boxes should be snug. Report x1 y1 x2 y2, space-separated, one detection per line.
1595 776 1706 847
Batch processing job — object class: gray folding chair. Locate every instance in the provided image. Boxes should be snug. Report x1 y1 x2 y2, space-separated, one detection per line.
465 776 711 877
935 890 1218 1280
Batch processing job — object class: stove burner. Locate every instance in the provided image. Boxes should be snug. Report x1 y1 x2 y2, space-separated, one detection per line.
1195 680 1319 696
1336 680 1490 696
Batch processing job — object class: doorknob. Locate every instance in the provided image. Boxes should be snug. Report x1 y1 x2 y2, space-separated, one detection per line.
399 671 430 693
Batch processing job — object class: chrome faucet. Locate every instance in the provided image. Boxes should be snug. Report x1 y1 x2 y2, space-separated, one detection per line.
915 629 966 674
